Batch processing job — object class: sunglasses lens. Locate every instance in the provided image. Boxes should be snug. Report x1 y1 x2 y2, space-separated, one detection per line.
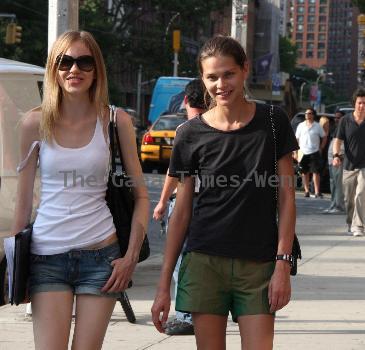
77 56 95 72
57 56 74 71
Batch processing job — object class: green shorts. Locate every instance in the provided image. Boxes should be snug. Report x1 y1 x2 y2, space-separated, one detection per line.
176 252 275 320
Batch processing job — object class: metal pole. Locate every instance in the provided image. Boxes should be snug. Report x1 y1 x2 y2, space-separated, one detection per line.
299 82 307 108
136 65 142 122
48 0 79 52
173 52 178 77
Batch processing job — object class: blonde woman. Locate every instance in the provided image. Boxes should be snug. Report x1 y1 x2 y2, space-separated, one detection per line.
12 31 149 349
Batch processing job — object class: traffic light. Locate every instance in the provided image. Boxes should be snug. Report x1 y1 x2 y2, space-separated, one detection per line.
5 23 22 44
173 30 180 52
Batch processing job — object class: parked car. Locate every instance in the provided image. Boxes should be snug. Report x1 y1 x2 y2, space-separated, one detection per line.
123 107 147 156
0 58 43 305
140 113 187 171
339 107 354 116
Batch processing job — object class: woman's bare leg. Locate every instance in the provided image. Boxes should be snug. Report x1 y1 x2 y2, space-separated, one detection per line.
238 314 274 350
32 291 74 350
192 313 227 350
71 294 116 350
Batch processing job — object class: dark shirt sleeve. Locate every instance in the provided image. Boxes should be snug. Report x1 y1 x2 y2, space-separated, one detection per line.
335 117 346 140
275 106 299 160
168 123 196 180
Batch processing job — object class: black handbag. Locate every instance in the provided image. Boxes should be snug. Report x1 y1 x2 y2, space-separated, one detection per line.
269 105 302 276
106 105 150 262
10 225 32 305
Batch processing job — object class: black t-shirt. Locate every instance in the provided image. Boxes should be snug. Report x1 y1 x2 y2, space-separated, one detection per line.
169 104 298 261
336 114 365 170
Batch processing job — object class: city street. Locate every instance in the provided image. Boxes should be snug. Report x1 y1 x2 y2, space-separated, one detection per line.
0 172 365 349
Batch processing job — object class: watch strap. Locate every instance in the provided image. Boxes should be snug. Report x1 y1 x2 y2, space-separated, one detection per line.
276 254 293 266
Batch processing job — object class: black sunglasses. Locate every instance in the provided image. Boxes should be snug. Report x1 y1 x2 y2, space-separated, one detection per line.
56 54 95 72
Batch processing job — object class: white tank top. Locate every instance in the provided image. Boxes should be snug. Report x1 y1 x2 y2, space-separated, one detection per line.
29 117 115 254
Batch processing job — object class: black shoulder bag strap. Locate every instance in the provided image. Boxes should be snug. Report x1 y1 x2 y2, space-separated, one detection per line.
109 105 126 174
269 105 302 276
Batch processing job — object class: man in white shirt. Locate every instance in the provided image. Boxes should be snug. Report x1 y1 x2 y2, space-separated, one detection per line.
295 108 327 198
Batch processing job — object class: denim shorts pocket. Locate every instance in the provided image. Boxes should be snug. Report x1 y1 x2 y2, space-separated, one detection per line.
100 244 122 265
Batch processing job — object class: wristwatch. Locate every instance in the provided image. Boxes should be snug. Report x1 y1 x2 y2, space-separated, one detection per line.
276 254 293 267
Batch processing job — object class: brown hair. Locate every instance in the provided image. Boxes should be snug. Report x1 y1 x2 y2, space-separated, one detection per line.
41 30 109 142
197 35 248 108
352 87 365 106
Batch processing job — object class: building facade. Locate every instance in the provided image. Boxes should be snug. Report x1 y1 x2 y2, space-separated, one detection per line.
289 0 358 98
327 0 358 97
290 0 329 69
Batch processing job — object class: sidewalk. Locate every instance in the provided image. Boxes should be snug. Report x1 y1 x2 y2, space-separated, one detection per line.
1 194 365 349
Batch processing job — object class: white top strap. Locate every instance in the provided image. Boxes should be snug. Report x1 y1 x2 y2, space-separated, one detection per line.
17 141 40 173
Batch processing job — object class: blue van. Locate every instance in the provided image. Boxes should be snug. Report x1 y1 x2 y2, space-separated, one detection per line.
148 77 193 124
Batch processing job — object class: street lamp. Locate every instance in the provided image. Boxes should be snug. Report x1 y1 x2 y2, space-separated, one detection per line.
316 71 333 85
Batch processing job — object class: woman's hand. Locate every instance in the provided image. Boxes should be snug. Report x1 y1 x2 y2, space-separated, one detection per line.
332 157 342 167
153 201 167 221
151 289 171 333
268 261 291 312
101 256 137 293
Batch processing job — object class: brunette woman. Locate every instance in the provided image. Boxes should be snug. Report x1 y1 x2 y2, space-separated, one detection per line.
152 36 297 350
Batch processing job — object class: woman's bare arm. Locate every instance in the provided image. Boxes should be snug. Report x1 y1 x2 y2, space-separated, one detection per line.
11 110 41 235
269 153 296 312
115 109 150 262
152 176 194 332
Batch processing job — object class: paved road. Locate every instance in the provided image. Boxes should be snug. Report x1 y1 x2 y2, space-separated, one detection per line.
0 173 365 349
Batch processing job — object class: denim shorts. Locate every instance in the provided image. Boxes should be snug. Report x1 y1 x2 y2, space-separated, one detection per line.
29 241 122 298
176 252 275 320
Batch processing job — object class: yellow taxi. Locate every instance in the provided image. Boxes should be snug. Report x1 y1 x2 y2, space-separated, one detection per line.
140 113 187 169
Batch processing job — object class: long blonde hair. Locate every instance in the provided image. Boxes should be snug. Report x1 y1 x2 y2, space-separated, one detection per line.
41 30 109 141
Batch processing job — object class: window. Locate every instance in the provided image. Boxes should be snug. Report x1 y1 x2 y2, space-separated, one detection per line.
319 6 326 14
319 33 326 41
296 42 303 49
319 25 326 32
306 51 313 58
319 16 326 22
297 24 304 32
318 42 326 49
318 51 325 59
298 50 303 58
308 16 315 23
297 15 304 23
307 33 315 40
309 0 316 3
296 33 303 40
307 24 315 32
308 6 315 14
298 6 304 13
297 0 304 3
320 0 327 3
307 42 314 50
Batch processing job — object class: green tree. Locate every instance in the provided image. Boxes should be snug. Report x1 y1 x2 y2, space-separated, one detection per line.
1 0 227 104
0 0 48 66
352 0 365 13
279 35 298 74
